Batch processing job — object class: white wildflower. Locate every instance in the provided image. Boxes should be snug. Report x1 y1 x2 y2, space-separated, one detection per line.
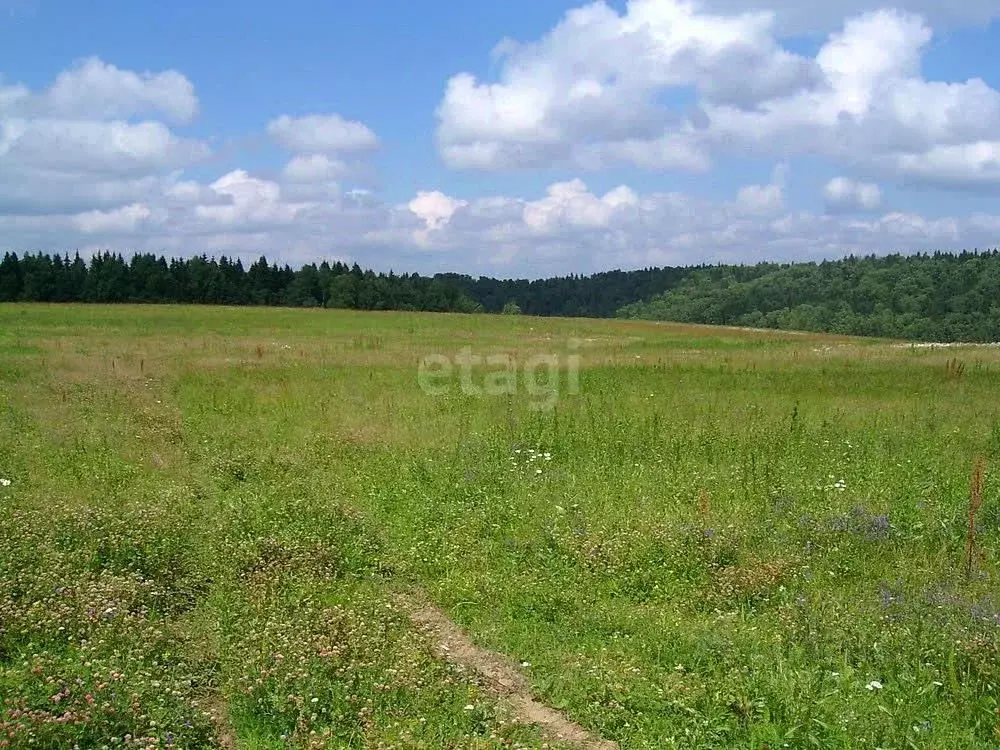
0 478 10 487
866 680 883 691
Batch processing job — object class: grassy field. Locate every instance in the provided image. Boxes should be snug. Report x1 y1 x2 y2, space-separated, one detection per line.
2 304 1000 749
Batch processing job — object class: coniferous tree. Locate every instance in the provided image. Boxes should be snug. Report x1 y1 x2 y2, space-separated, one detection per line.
0 253 23 301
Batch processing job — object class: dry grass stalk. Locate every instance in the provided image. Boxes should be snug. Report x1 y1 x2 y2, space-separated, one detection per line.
965 456 987 581
946 358 967 380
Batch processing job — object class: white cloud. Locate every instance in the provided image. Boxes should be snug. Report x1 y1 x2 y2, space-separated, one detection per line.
0 79 28 111
877 142 1000 185
194 170 306 227
406 190 469 247
824 177 883 212
3 28 1000 278
2 118 208 175
522 179 638 232
381 179 989 276
73 203 164 233
696 0 1000 34
705 10 1000 170
42 57 198 124
4 167 1000 278
436 2 1000 188
282 153 348 183
736 164 787 214
409 191 467 230
436 0 817 170
268 114 378 153
0 59 210 219
0 60 391 267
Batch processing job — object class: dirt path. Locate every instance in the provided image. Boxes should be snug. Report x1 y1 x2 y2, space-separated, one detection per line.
205 695 237 750
394 591 619 750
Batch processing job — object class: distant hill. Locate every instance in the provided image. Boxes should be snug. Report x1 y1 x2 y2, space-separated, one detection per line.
617 251 1000 343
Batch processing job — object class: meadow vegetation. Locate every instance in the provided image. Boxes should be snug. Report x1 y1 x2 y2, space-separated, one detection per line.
1 304 999 748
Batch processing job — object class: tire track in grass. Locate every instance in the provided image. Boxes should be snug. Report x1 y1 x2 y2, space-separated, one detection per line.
394 591 619 750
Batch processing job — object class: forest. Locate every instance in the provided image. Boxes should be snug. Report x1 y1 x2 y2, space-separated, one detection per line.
617 250 1000 342
0 251 693 317
0 252 482 313
4 249 1000 341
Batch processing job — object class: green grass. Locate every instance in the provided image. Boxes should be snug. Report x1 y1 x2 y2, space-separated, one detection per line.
1 303 999 748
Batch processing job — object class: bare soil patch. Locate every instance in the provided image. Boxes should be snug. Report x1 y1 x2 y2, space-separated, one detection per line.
394 591 619 750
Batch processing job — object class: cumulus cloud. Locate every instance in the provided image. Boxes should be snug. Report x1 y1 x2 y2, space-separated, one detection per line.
268 114 379 153
409 191 467 231
3 29 1000 279
42 58 198 124
0 59 209 217
282 153 349 183
736 164 787 215
706 10 1000 175
436 0 799 170
436 1 1000 188
2 119 208 175
824 177 883 212
4 163 1000 278
194 170 307 227
1 57 198 123
364 179 988 277
696 0 1000 34
405 190 469 247
73 203 164 234
522 179 638 232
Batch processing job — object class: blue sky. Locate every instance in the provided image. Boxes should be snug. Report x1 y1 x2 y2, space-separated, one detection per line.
3 0 1000 277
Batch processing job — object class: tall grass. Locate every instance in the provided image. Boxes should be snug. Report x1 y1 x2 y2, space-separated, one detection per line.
2 303 1000 747
966 456 987 581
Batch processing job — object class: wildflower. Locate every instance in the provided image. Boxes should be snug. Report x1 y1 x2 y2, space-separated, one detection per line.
535 468 543 475
521 661 531 667
463 704 475 710
0 478 10 487
866 680 883 691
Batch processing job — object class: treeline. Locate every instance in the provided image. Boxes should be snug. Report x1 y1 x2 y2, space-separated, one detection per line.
0 252 481 312
7 249 1000 342
437 267 696 317
618 251 1000 342
0 251 702 317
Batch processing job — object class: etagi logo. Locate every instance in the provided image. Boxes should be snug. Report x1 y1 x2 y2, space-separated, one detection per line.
418 340 582 411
